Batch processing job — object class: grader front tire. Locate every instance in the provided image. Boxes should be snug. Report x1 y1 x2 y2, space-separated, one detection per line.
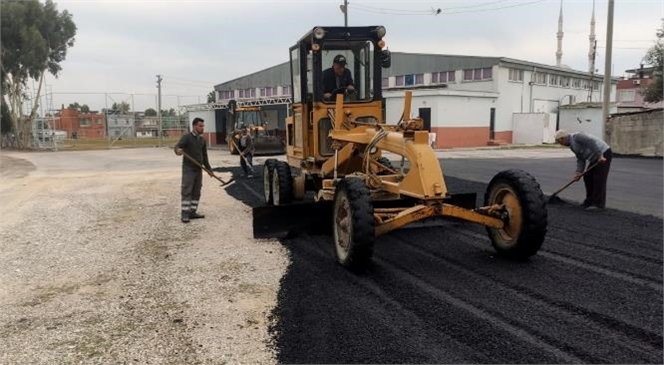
263 159 278 205
484 169 548 260
272 161 293 206
333 178 375 270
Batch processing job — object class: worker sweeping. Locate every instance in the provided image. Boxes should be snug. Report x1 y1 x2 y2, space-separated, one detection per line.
237 127 255 178
175 117 215 223
554 130 612 211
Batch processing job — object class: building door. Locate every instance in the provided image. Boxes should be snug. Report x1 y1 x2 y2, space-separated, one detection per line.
418 107 431 131
489 107 496 140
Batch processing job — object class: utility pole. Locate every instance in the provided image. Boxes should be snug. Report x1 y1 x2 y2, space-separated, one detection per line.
601 0 614 141
156 75 163 147
341 0 348 27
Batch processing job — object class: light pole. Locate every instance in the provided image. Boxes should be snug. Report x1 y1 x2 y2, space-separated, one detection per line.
340 0 348 27
601 0 614 141
156 75 163 147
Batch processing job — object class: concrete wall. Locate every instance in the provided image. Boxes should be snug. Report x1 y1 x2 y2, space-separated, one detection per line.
513 113 552 144
606 109 663 157
559 105 618 139
188 110 218 145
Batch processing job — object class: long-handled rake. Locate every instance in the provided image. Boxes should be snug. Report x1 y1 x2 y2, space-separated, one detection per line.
548 161 599 204
181 151 234 186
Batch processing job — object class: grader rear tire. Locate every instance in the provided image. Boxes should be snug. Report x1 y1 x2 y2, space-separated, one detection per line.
484 169 547 260
263 159 278 205
272 161 293 206
333 178 375 270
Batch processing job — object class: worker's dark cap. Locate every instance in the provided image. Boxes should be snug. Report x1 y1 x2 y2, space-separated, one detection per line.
333 55 347 65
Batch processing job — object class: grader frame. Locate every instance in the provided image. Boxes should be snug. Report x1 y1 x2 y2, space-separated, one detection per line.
257 26 547 270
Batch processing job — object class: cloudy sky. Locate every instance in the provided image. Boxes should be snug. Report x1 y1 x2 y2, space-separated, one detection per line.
39 0 662 112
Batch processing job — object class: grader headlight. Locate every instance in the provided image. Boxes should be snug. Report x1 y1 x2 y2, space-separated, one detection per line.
374 26 386 38
314 27 326 39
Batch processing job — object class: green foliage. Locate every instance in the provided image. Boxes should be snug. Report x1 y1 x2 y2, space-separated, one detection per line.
161 108 177 117
111 101 130 113
207 91 216 103
144 108 157 116
642 19 663 103
68 102 81 110
1 0 76 147
80 104 90 113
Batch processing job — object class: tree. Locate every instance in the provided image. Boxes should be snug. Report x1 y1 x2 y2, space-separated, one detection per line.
642 20 663 103
207 90 216 103
68 102 81 110
80 104 90 113
1 0 76 148
144 108 157 116
111 101 130 114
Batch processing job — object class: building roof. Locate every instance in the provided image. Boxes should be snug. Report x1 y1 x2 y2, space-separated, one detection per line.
214 52 610 91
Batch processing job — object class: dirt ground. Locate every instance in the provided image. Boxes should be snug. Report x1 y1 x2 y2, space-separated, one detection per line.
0 149 287 365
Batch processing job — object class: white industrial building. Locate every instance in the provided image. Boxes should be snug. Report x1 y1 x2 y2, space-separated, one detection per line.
198 52 614 148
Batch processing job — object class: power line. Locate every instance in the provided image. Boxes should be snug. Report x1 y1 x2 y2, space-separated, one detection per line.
162 75 212 85
349 3 440 15
443 0 546 14
349 0 544 16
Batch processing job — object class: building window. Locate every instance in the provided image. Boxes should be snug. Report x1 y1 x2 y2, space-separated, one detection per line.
431 71 456 83
571 78 581 88
508 68 524 82
619 90 636 102
534 72 547 85
382 77 389 88
465 68 492 81
549 74 559 86
415 73 424 85
282 85 291 96
395 75 404 86
593 81 601 90
239 89 244 98
560 77 570 88
80 119 91 126
404 74 415 86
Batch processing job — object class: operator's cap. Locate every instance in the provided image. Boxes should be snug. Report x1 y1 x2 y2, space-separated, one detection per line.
333 55 347 66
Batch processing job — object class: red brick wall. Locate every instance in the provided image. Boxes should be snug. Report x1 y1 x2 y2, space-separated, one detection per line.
430 127 513 148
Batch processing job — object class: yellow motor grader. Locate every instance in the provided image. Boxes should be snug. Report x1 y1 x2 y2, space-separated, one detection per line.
227 102 286 155
255 26 547 270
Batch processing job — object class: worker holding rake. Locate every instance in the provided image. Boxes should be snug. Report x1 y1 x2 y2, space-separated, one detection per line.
237 127 255 178
175 117 215 223
554 130 612 212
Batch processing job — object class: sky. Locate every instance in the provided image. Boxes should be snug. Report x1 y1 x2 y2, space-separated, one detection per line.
33 0 663 113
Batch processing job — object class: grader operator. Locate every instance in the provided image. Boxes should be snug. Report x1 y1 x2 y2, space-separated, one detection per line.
255 26 548 270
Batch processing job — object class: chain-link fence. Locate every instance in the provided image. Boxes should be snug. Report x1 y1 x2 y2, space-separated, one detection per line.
3 91 199 150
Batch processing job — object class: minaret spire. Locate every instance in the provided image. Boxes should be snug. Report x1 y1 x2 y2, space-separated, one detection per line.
588 0 596 72
556 0 564 67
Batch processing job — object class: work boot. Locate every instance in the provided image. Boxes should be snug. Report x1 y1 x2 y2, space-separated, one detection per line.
189 210 205 219
181 210 190 223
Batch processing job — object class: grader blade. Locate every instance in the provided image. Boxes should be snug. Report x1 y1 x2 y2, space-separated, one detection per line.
252 202 333 238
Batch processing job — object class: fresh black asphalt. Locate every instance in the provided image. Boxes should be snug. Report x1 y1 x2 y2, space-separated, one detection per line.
214 156 663 364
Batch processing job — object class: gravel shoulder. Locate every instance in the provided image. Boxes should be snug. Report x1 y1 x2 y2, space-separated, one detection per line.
0 149 287 365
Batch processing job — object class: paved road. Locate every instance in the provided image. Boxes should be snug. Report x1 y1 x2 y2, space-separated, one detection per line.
438 156 663 218
230 151 663 364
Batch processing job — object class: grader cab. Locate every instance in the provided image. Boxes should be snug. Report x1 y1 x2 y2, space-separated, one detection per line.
255 26 548 270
